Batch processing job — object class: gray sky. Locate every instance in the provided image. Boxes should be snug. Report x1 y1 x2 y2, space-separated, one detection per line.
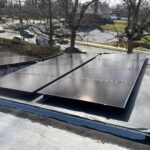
81 0 121 6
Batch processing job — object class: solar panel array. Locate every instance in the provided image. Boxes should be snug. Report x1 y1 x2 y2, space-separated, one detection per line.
0 52 146 109
39 54 146 108
0 53 96 92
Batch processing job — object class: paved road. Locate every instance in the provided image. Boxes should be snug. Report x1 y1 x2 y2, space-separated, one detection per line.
0 30 36 44
0 31 19 40
61 44 120 54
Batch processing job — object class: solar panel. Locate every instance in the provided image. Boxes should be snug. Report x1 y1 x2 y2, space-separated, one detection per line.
97 53 146 61
0 53 20 58
38 53 96 65
0 55 37 67
39 54 146 108
86 54 145 70
67 67 139 84
16 53 96 76
0 53 96 92
0 73 55 92
39 78 133 108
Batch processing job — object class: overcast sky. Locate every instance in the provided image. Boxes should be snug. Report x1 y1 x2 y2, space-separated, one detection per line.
81 0 121 6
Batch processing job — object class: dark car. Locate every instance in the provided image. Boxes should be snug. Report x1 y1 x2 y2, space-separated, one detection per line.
20 30 34 38
14 24 28 31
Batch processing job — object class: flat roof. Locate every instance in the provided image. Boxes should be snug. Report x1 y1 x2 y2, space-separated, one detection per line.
0 106 150 150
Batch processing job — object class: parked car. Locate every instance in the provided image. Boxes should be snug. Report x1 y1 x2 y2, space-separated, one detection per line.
20 30 34 38
13 35 29 43
0 26 5 33
13 35 24 42
55 28 71 38
14 24 28 31
36 37 60 49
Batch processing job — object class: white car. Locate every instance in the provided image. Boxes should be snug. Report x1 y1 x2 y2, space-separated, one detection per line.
0 26 5 33
13 35 29 43
36 37 60 49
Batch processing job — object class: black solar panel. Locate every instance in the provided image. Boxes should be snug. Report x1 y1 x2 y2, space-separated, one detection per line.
86 54 145 70
0 53 96 92
0 73 55 92
39 78 133 108
67 67 139 84
0 55 37 67
0 53 20 58
39 54 146 108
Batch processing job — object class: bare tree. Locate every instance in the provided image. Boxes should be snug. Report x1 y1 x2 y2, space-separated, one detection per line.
123 0 150 53
0 0 7 8
18 0 23 25
32 0 55 46
0 0 7 19
59 0 97 52
94 0 98 15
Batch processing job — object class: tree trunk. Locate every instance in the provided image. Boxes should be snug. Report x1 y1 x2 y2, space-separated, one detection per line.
94 0 98 15
19 0 23 25
70 30 76 52
48 0 54 46
127 39 133 54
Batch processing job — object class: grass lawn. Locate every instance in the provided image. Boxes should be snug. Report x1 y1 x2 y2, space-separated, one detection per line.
142 35 150 43
102 20 127 32
96 41 149 52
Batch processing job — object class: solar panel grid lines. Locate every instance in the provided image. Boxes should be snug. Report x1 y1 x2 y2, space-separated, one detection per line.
67 76 133 85
67 66 139 84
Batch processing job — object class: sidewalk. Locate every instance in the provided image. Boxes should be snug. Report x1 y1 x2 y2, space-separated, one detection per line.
75 40 150 54
75 40 126 52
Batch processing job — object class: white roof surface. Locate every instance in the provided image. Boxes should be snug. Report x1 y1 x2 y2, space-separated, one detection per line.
0 111 129 150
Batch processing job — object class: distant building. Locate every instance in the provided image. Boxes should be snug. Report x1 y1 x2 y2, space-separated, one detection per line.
111 11 128 20
76 2 112 28
76 3 112 27
77 14 112 28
